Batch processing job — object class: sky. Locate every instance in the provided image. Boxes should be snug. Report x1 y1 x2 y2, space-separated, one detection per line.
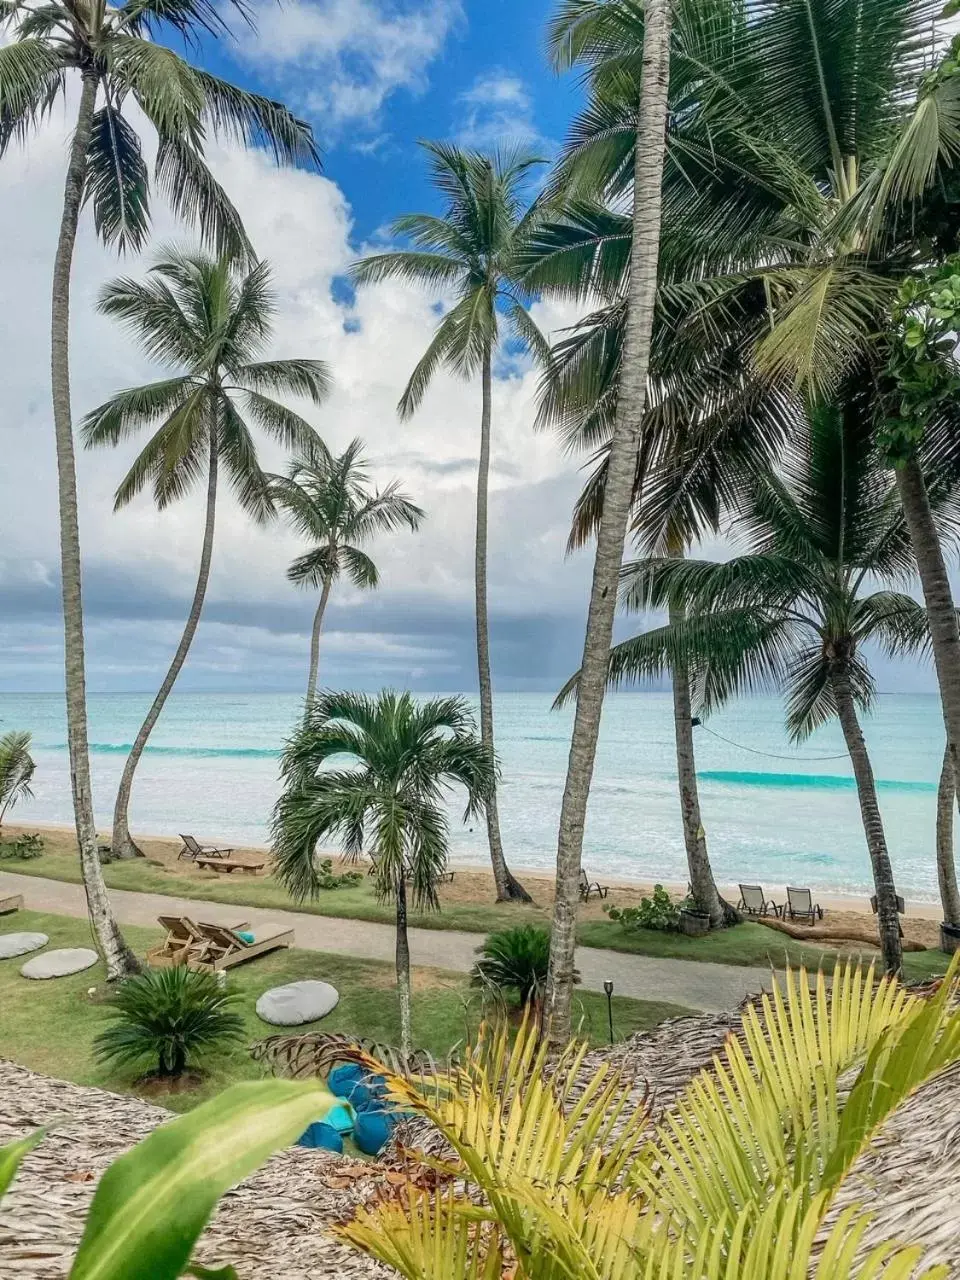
0 0 943 696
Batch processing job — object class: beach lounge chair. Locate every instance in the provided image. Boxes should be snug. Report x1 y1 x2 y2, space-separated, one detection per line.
178 833 234 861
191 920 294 971
870 893 906 915
579 869 609 901
737 884 780 918
145 914 250 968
195 856 265 876
785 886 824 924
367 852 454 883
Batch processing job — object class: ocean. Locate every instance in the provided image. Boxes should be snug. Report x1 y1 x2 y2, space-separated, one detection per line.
0 690 950 901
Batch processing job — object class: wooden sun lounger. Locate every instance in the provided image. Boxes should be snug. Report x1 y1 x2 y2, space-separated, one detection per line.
0 893 23 916
195 856 265 876
190 920 294 971
146 914 249 968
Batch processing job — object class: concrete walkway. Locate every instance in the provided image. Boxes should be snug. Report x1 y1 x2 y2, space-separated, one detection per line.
0 870 772 1013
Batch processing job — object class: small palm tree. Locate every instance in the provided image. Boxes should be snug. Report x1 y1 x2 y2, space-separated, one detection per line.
269 441 424 709
0 731 35 836
83 248 330 861
0 0 317 981
471 924 580 1010
272 690 494 1056
350 142 547 905
94 966 245 1079
596 403 952 975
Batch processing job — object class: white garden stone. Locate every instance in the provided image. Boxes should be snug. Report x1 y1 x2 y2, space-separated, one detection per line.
0 932 48 960
21 948 98 979
256 980 339 1026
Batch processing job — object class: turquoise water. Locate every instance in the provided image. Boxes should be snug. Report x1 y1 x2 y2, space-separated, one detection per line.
0 691 951 901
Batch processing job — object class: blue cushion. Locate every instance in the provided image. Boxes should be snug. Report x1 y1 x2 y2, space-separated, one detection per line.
297 1122 343 1153
353 1108 396 1156
236 930 255 944
328 1063 365 1099
325 1102 356 1135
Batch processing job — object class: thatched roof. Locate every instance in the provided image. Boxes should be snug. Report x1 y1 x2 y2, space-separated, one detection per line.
0 1061 390 1279
4 1002 960 1276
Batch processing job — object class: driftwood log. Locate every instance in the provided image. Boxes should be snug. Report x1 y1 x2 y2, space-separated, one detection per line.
755 915 926 952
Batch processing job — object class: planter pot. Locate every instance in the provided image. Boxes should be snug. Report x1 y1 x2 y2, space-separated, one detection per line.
678 909 710 938
940 921 960 955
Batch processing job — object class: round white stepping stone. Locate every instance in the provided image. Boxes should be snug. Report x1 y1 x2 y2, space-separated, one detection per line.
0 932 48 960
256 980 339 1026
21 947 98 980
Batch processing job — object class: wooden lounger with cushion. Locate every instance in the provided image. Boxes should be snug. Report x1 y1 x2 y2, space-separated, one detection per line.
190 921 294 971
178 833 235 861
146 914 250 968
195 856 265 876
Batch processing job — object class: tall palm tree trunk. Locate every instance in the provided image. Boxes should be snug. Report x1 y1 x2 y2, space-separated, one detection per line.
896 458 960 794
545 0 673 1042
476 347 530 903
111 436 219 859
670 603 723 927
937 741 960 927
53 71 137 977
830 670 903 974
304 572 334 711
395 869 412 1058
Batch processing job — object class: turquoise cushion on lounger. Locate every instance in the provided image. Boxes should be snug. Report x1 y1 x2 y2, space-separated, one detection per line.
237 930 255 943
297 1121 343 1153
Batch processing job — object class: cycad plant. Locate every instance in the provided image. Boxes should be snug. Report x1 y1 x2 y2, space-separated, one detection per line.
584 401 953 974
0 0 317 979
337 960 960 1279
273 690 494 1056
470 924 572 1010
83 249 330 861
350 142 548 905
0 731 35 836
94 965 245 1079
269 440 424 709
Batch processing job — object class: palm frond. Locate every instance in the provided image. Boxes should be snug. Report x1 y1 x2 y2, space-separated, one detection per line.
0 37 64 155
193 67 319 169
340 545 379 590
84 104 150 253
81 376 197 447
154 133 252 264
235 358 332 404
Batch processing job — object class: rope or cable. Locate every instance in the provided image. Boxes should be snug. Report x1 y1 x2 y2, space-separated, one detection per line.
695 722 851 763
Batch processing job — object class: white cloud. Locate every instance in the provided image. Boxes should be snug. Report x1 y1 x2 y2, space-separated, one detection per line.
230 0 462 133
455 70 544 152
0 103 594 692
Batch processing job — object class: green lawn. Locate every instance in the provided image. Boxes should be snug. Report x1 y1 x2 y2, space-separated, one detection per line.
0 910 693 1113
3 847 950 979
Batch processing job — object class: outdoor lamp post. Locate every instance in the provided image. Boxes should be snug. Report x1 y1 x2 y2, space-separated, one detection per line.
603 978 614 1044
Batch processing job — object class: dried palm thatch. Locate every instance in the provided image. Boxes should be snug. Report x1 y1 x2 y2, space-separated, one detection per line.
0 1060 392 1279
253 1032 438 1081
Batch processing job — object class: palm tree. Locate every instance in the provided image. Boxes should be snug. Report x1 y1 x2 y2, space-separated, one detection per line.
0 0 317 977
591 403 956 974
542 0 960 845
936 743 960 928
0 731 35 836
83 249 330 861
535 0 675 1040
269 441 424 709
349 142 547 905
272 691 494 1056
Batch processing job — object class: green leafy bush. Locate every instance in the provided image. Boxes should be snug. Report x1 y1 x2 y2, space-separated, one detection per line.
94 966 245 1079
314 857 363 889
471 924 580 1006
0 832 43 860
606 884 680 933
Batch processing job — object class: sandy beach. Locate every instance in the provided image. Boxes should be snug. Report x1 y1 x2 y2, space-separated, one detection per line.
6 821 947 951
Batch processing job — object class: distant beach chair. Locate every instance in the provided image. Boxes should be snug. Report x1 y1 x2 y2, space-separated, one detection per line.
785 886 824 924
579 869 609 901
870 893 906 915
178 833 234 861
190 920 294 971
367 851 454 883
737 884 780 918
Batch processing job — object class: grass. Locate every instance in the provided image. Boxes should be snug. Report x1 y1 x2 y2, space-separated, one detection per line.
0 909 693 1113
5 844 952 978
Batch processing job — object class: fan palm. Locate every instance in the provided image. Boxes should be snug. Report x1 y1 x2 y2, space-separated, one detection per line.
0 731 35 836
83 248 330 861
0 0 317 978
269 441 424 709
349 142 547 905
272 690 494 1056
583 402 958 973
